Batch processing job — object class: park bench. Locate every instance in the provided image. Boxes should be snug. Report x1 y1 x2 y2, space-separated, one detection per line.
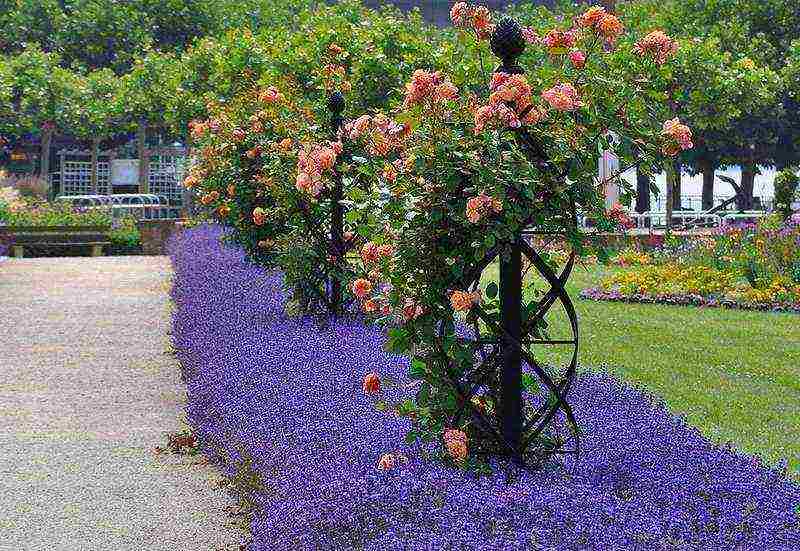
0 225 111 259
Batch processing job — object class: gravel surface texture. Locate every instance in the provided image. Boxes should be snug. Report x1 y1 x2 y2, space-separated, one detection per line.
0 256 246 551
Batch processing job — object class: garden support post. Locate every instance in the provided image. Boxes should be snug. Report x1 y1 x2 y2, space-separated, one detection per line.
328 91 346 314
499 240 523 453
490 18 527 455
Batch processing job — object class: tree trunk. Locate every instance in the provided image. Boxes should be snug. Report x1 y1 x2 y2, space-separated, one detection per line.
137 120 149 193
671 160 682 210
665 163 675 229
635 168 651 214
738 163 756 211
90 138 100 194
40 124 54 195
700 159 715 211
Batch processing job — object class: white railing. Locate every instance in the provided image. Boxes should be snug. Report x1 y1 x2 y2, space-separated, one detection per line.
55 194 178 219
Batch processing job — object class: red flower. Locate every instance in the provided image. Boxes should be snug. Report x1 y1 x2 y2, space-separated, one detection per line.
363 372 381 395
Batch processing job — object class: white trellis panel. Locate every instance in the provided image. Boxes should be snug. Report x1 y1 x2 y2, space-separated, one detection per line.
148 147 187 205
58 149 112 196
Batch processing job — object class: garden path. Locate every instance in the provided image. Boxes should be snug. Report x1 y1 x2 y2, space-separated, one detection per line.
0 256 245 551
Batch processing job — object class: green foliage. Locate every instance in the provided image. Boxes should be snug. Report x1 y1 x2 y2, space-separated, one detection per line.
0 44 71 135
58 68 122 141
109 216 142 250
774 168 799 220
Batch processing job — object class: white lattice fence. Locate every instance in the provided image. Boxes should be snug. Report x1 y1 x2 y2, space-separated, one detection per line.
148 147 187 205
58 150 112 196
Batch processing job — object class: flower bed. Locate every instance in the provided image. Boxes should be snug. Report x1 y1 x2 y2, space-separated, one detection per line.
582 218 800 313
170 225 799 550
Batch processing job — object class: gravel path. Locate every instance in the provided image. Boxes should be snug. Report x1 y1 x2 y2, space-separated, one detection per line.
0 256 246 551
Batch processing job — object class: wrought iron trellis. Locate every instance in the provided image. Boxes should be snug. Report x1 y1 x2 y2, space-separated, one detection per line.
290 90 352 315
434 18 581 470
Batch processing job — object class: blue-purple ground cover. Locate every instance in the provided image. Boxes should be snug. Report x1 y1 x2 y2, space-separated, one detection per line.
170 224 800 550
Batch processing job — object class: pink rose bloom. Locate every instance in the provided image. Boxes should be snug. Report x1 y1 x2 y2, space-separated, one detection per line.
542 83 582 111
401 299 424 322
349 115 372 139
436 81 459 102
522 26 539 44
316 147 337 171
635 30 679 65
542 29 577 52
569 50 586 69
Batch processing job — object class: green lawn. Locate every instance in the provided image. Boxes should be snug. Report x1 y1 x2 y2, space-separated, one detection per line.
482 263 800 476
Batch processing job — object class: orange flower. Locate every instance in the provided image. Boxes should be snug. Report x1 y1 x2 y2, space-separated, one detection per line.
363 299 379 314
352 278 373 299
276 138 293 153
578 6 606 28
542 83 582 112
598 14 624 43
377 244 394 259
361 242 380 264
450 290 481 312
217 204 230 217
363 371 381 394
443 429 468 462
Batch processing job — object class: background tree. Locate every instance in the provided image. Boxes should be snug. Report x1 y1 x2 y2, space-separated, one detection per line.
114 51 182 192
58 69 122 193
0 0 65 55
3 45 74 180
57 0 153 74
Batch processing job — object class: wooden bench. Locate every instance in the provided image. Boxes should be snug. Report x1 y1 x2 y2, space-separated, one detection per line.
0 225 111 259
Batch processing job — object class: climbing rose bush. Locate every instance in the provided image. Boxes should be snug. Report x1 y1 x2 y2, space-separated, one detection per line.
185 47 374 314
346 4 692 467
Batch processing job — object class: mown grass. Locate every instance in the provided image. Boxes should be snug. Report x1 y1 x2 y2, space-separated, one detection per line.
482 262 800 476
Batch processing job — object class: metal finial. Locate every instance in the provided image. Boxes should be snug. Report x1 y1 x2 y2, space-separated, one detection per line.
327 91 345 115
490 18 526 75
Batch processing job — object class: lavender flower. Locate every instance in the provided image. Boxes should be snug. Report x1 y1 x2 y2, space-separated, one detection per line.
170 225 800 550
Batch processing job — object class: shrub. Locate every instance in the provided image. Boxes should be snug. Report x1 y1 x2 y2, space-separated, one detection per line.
0 196 111 227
